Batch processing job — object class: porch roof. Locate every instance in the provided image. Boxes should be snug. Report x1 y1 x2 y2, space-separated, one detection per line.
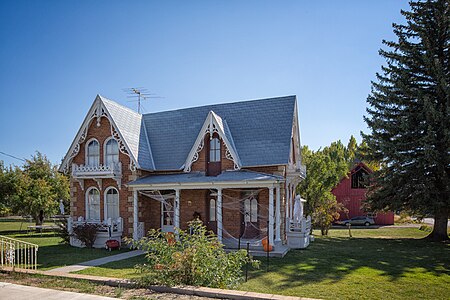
127 170 284 189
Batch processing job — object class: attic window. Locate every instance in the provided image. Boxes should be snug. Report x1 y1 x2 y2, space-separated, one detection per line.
351 167 368 189
209 138 221 162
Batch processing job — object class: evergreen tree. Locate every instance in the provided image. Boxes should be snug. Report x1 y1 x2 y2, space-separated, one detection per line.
363 0 449 241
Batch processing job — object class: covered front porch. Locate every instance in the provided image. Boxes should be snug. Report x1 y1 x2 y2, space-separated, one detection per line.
128 170 289 256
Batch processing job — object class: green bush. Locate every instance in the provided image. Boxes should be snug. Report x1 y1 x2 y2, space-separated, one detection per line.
129 221 259 288
72 223 99 248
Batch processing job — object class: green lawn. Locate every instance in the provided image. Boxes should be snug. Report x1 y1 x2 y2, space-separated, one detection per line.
76 227 449 300
0 221 130 270
241 228 450 300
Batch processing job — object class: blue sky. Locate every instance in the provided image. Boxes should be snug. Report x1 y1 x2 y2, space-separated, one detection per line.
0 0 410 167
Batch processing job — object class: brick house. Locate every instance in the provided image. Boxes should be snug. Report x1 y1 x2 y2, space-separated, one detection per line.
332 162 394 225
59 95 306 253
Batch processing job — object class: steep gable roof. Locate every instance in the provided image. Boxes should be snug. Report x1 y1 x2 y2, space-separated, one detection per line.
60 95 298 173
101 96 154 171
59 95 155 173
142 95 297 170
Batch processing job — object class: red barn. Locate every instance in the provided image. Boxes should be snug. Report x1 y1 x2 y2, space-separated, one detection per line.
331 162 394 225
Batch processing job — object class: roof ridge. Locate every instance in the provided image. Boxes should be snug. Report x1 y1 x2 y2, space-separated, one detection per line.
98 94 142 117
142 95 296 116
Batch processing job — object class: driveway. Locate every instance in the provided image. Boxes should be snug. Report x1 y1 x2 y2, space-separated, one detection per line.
0 282 118 300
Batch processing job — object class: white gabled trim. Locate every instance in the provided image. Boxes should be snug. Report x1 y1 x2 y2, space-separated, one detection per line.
59 95 140 174
183 110 241 172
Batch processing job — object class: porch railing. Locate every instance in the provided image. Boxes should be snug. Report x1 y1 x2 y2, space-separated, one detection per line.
289 216 311 234
0 235 39 270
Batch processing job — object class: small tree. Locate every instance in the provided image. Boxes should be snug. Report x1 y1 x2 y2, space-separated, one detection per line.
12 152 69 225
130 221 258 288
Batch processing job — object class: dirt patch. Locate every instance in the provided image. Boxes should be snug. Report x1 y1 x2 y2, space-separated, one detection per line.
0 272 221 300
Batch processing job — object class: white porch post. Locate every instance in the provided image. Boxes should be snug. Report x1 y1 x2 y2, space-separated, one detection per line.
133 190 138 240
268 187 274 246
174 189 180 230
275 185 281 242
217 188 223 243
286 182 290 230
289 184 294 219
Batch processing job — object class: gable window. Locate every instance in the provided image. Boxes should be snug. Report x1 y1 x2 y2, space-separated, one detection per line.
86 139 100 166
105 187 119 220
209 138 221 162
104 138 119 166
351 168 368 189
86 188 100 221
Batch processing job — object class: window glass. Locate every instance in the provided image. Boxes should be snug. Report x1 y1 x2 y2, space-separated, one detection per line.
87 140 100 166
105 139 119 166
209 138 221 162
209 199 216 221
105 188 119 219
86 188 100 220
251 198 258 222
244 199 251 222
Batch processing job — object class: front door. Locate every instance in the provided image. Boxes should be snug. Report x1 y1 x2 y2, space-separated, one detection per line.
241 195 260 239
206 197 217 234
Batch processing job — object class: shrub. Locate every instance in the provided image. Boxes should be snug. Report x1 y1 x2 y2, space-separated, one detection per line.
72 223 99 248
56 217 71 245
129 221 259 288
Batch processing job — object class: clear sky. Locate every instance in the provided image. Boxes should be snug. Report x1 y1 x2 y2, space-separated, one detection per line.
0 0 410 167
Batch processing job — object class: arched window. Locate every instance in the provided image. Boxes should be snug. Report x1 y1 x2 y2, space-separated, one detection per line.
105 187 119 220
244 197 258 223
209 138 221 162
86 139 100 166
104 138 119 166
209 199 216 222
86 188 100 221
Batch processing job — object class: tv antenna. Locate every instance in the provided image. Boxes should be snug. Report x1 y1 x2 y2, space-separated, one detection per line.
123 87 164 113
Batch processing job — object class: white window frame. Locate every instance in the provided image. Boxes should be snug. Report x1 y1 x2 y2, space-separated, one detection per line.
85 187 101 221
103 137 119 167
209 137 221 162
104 186 119 220
85 138 100 166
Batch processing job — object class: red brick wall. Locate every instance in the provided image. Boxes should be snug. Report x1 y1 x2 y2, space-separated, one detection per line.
69 116 135 237
190 135 236 172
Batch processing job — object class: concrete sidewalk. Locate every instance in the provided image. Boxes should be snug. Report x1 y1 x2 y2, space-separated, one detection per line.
46 250 144 274
0 282 118 300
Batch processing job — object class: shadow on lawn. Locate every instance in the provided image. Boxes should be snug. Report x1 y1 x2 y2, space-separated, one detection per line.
251 237 450 288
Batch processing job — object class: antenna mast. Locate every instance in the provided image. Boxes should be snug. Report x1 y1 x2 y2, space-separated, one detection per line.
123 87 164 113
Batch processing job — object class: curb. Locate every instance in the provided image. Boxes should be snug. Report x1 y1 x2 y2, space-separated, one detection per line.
1 267 319 300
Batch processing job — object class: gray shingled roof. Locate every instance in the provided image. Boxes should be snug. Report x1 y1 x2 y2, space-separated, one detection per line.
142 96 296 170
128 170 283 186
101 96 155 170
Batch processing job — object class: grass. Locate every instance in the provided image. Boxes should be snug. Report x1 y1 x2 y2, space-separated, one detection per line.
76 227 449 300
0 220 130 270
75 254 146 279
241 227 450 300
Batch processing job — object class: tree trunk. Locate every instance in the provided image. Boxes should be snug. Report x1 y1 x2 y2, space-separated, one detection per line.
427 207 449 241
